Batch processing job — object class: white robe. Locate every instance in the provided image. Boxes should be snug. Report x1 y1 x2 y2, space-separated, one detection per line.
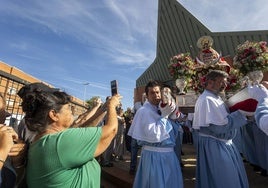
128 101 171 143
193 90 228 129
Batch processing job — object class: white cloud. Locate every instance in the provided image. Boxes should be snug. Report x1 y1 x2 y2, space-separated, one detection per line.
179 0 268 32
105 0 130 26
0 0 158 70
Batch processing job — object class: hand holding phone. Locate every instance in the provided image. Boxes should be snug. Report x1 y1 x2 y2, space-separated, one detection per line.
111 80 118 96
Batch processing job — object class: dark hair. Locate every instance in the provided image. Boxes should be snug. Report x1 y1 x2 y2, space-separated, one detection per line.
20 89 71 133
145 80 162 95
205 70 229 86
18 82 59 99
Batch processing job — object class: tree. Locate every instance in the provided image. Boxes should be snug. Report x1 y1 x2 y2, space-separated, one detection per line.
85 96 101 110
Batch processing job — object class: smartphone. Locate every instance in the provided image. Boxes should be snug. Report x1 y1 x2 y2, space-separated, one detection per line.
110 80 118 96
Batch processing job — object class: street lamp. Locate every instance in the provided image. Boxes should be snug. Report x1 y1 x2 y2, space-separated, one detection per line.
83 82 89 107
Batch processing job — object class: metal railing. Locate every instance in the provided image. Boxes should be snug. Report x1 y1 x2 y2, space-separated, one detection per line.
0 70 86 126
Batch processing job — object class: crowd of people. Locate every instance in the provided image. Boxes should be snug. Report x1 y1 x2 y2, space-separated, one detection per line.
126 74 268 188
0 82 122 188
1 70 268 188
126 73 268 188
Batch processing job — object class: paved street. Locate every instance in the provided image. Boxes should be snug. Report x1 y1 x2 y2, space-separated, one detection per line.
101 143 268 188
180 144 268 188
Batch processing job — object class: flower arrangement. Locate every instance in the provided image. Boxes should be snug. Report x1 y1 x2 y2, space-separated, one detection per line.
233 40 268 76
168 52 196 79
225 68 244 98
192 62 226 93
168 52 243 95
192 60 242 95
168 53 196 92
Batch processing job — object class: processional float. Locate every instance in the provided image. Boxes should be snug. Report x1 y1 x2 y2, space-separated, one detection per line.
168 35 268 114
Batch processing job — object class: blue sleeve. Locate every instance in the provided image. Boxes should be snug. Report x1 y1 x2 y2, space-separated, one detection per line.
255 98 268 126
200 110 247 139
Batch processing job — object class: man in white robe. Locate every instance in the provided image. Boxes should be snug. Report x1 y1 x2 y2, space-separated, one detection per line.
193 70 249 188
128 80 183 188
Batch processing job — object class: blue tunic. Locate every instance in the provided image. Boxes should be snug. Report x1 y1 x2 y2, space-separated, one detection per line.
253 98 268 171
252 124 268 171
232 126 243 154
233 121 258 166
134 118 183 188
195 111 249 188
193 89 249 188
129 102 183 188
240 121 258 166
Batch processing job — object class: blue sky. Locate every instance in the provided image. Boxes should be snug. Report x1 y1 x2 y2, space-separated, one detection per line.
0 0 267 110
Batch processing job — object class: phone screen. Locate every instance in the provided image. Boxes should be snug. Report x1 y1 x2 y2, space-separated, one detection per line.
111 80 118 96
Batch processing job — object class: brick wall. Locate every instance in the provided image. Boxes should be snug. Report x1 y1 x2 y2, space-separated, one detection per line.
0 61 85 124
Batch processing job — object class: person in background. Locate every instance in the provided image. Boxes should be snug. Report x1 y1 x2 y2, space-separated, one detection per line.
162 86 185 168
18 83 121 188
0 93 26 188
173 113 186 168
123 108 133 152
127 93 146 175
71 97 105 128
98 97 117 167
0 93 9 125
0 126 19 183
128 80 183 188
193 70 249 188
131 92 147 115
114 108 126 161
70 105 79 120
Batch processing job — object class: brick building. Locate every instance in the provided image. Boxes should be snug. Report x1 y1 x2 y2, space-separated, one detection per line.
0 61 85 125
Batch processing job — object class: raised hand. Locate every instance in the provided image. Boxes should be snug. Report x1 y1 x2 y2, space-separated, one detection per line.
248 84 268 102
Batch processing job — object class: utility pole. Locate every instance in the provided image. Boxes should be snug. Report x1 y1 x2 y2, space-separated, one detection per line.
83 82 89 107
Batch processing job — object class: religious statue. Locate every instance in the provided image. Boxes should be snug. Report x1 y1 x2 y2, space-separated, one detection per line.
196 35 221 64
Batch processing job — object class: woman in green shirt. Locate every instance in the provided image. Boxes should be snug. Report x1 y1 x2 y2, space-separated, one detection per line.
18 83 121 188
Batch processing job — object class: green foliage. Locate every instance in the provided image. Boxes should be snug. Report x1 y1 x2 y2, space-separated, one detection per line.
85 96 100 109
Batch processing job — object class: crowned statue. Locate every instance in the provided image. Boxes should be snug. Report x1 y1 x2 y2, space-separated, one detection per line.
196 35 221 64
193 36 237 95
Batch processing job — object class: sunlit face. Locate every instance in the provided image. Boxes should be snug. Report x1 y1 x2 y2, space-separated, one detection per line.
209 77 228 94
56 103 74 128
147 86 161 106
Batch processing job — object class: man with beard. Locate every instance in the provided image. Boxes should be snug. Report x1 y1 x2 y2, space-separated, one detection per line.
193 70 249 188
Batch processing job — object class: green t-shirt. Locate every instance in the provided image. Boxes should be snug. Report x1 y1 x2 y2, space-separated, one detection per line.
26 127 102 188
